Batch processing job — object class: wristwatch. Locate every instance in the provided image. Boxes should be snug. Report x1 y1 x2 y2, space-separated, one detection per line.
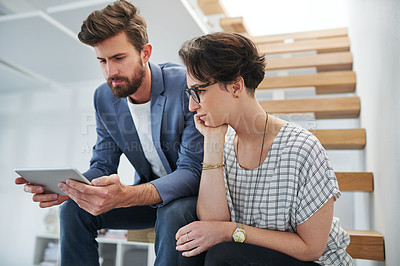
232 222 246 243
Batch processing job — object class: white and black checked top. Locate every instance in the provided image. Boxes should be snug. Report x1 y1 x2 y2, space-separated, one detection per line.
223 122 353 265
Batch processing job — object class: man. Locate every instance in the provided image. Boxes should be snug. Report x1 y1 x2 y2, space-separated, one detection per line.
15 1 203 265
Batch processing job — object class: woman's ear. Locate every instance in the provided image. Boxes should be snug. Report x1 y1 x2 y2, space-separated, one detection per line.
231 76 245 98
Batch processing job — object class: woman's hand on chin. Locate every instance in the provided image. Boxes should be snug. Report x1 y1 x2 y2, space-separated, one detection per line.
194 114 228 140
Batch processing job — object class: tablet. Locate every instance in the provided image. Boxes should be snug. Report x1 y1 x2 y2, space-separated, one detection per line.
14 167 91 195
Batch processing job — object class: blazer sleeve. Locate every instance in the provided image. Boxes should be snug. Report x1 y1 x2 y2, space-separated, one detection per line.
150 87 204 206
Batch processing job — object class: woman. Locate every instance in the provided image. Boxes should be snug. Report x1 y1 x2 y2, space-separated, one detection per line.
175 32 352 266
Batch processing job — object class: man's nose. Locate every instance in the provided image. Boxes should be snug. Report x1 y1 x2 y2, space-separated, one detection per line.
106 62 118 77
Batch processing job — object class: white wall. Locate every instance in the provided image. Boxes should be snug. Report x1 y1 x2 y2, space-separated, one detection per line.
348 0 400 265
0 84 140 265
0 86 95 265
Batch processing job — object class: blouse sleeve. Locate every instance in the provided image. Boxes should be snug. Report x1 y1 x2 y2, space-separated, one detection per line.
295 134 340 225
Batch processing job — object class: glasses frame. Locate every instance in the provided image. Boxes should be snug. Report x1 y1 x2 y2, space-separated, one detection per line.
185 80 217 104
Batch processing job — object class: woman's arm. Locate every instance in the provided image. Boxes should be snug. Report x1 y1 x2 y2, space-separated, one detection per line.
241 197 333 261
196 124 231 221
191 113 230 221
177 197 334 261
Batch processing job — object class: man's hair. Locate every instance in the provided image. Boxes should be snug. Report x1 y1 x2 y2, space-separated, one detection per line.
78 0 148 52
179 32 265 95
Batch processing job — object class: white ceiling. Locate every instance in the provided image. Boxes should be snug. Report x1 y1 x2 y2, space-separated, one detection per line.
0 0 205 93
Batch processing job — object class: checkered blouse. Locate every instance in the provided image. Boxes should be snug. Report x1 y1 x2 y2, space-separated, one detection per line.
223 122 353 265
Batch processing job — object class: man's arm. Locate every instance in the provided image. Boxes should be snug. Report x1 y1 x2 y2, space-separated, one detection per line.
150 88 204 206
59 174 161 216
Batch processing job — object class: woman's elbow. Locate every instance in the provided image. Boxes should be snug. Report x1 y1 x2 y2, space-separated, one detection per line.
299 245 325 262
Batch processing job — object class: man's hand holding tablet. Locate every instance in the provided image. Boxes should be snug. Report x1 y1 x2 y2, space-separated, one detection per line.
14 167 90 208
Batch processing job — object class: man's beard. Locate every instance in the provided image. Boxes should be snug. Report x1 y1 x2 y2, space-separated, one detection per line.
107 62 145 98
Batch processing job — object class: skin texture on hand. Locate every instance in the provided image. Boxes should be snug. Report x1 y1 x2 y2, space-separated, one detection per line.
176 221 235 257
58 174 161 216
15 177 69 208
58 174 127 216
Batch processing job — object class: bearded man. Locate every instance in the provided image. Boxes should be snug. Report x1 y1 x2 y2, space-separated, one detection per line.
15 1 203 265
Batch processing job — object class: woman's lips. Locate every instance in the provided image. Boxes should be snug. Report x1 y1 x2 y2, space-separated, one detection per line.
198 114 207 121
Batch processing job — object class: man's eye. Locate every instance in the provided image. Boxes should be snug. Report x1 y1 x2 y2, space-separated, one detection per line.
99 59 106 64
115 57 124 61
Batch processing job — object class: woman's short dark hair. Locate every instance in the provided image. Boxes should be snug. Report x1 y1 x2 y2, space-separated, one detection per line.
179 32 265 95
78 0 148 53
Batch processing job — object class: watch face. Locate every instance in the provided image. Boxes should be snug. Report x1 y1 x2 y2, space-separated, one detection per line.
233 231 245 243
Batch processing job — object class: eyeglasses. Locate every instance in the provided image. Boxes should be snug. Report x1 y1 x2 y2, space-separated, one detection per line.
185 81 217 104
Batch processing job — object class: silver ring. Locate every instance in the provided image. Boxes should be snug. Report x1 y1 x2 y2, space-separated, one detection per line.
186 233 190 242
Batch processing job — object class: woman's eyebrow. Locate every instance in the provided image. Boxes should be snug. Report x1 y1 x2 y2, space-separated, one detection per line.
188 83 203 89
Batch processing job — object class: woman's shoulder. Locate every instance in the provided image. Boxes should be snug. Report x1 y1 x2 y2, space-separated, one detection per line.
279 122 325 157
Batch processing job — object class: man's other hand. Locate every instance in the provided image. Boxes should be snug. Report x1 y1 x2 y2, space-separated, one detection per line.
59 174 126 216
15 177 69 208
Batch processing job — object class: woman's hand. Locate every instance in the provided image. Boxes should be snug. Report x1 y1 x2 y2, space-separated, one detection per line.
194 113 228 141
176 221 234 257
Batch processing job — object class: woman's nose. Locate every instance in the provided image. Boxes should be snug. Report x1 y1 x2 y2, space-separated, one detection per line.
188 96 199 112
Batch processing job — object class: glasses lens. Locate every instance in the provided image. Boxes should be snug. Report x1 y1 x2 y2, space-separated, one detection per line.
185 90 191 100
192 90 200 103
186 89 200 104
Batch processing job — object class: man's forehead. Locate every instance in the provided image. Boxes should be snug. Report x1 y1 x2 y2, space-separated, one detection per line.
94 32 136 56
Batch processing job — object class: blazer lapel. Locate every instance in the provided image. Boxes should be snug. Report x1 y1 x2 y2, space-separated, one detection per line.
150 63 172 174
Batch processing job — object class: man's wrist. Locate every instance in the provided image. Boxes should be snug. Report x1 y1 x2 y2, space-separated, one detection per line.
120 183 161 207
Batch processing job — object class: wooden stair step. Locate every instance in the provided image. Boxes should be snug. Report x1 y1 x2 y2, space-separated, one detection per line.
252 27 348 44
127 228 155 243
259 96 360 119
266 52 353 72
258 36 350 55
346 230 385 261
198 0 228 15
260 97 360 119
259 71 356 94
310 129 366 150
220 17 248 33
336 172 373 192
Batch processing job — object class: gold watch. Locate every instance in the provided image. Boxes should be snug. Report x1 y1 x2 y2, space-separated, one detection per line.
232 222 246 243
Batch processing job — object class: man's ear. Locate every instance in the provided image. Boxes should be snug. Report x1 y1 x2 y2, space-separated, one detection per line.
231 76 245 98
141 43 152 64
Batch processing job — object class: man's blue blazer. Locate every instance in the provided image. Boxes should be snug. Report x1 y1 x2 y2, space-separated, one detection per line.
83 62 204 206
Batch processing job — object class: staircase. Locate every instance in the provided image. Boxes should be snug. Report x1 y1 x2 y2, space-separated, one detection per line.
126 1 385 263
196 0 385 262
